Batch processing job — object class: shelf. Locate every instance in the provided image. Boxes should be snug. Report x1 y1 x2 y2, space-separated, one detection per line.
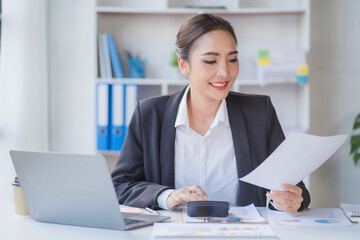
98 151 121 156
96 78 301 87
95 0 310 152
99 125 310 155
96 7 306 15
98 78 168 85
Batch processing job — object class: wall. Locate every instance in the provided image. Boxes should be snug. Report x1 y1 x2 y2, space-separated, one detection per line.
0 0 97 205
0 0 48 204
48 0 96 154
309 0 360 207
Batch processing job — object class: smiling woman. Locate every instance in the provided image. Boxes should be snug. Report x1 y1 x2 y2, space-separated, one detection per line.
177 28 239 136
111 13 310 214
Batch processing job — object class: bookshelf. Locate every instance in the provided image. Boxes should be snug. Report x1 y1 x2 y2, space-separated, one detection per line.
96 0 310 158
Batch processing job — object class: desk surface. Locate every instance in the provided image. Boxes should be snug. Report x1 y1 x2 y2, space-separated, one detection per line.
1 204 359 240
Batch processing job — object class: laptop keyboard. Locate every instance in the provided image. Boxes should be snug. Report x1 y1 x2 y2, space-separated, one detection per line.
123 218 146 225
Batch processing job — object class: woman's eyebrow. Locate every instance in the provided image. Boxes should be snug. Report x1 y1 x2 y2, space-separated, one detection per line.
201 51 219 56
200 50 238 56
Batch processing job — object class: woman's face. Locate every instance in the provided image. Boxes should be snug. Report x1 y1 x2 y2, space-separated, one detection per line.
181 29 239 103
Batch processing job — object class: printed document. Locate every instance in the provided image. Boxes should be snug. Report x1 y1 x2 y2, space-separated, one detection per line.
152 223 276 237
239 132 347 191
268 208 351 226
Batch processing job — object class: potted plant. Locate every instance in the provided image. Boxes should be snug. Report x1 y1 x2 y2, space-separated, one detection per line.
170 51 178 68
350 113 360 167
170 51 186 80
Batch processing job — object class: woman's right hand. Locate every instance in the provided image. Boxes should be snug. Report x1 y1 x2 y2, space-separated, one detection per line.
166 185 208 210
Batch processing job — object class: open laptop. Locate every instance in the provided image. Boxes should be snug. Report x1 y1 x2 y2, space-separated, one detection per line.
10 150 170 230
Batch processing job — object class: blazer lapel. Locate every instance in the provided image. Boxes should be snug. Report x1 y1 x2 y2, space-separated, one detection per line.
226 93 253 177
159 87 187 187
226 93 259 205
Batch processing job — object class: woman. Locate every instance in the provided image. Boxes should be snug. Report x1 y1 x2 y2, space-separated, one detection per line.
111 13 310 213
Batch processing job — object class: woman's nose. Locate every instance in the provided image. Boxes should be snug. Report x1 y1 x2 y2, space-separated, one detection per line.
216 60 229 78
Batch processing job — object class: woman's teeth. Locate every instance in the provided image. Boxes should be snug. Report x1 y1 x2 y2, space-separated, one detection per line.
210 82 226 87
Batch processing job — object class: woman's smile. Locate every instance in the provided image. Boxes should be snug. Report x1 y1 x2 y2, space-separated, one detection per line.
209 81 229 90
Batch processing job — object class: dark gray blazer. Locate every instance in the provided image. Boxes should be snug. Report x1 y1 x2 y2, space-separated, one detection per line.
111 87 310 210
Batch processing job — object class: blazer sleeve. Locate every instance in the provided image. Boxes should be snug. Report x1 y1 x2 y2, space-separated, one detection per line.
111 103 171 209
266 97 310 210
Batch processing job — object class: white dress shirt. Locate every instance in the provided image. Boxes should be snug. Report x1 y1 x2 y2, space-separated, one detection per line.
157 86 239 209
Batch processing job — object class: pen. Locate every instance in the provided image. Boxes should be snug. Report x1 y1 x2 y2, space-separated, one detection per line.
145 207 163 216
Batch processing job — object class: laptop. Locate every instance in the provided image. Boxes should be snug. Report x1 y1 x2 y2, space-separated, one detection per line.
10 150 170 230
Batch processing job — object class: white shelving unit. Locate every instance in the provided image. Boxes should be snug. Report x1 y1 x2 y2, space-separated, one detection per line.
96 7 306 15
96 0 310 157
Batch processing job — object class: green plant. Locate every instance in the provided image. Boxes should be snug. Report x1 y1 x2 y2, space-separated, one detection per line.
170 51 178 67
350 113 360 167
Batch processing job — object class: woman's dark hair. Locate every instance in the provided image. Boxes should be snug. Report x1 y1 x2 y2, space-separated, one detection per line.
176 13 237 61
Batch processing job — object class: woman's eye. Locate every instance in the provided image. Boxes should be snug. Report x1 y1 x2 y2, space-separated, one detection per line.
203 60 216 64
229 58 238 63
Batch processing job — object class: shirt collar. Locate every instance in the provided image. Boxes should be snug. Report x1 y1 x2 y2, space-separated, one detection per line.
211 97 230 128
174 85 190 129
174 85 230 129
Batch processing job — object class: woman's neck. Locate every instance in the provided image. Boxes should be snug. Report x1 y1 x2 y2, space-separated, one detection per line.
186 90 221 136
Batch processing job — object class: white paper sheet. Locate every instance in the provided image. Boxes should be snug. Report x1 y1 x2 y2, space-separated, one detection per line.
152 223 276 237
239 132 348 191
183 204 265 223
268 208 351 226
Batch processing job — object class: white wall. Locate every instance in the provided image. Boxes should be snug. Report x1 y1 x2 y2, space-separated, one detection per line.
309 0 360 207
0 0 96 205
0 0 48 204
48 0 96 154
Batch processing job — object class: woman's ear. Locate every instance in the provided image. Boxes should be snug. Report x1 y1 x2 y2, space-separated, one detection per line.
178 57 190 76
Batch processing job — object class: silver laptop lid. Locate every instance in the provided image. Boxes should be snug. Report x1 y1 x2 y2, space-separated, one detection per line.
10 150 125 230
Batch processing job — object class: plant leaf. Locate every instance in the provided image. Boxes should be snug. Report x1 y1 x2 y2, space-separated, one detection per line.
353 153 360 167
354 121 360 130
353 114 360 130
170 51 178 67
350 135 360 154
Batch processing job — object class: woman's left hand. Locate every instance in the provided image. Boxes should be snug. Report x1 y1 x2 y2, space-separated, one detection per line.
266 183 303 214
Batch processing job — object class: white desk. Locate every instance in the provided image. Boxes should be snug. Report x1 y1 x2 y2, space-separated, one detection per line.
1 204 359 240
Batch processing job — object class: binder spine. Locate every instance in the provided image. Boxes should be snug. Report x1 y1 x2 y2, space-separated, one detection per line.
96 82 110 151
124 84 139 138
110 84 125 151
107 34 124 78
